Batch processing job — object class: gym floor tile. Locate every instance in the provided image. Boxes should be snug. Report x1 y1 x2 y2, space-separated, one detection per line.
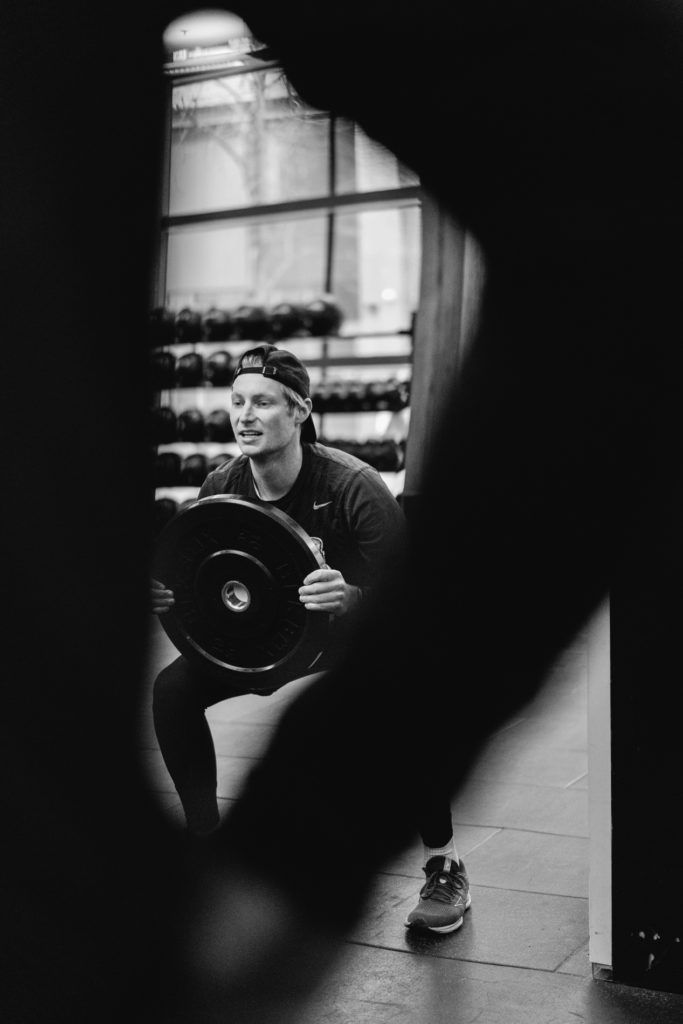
556 941 592 977
523 685 588 724
138 620 683 1023
215 753 258 798
509 683 588 726
450 777 589 837
209 719 277 758
349 874 588 972
496 713 589 752
296 945 683 1024
463 828 589 898
468 742 588 788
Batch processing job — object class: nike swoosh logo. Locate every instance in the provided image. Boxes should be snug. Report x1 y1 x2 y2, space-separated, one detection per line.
313 500 332 510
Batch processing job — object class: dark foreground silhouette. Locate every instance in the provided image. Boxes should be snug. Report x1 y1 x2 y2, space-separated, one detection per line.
3 1 683 1020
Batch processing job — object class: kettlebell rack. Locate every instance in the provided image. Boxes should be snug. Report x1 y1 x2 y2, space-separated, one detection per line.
151 314 413 531
151 51 421 535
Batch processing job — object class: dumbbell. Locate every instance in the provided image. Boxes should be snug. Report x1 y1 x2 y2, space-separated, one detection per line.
325 381 347 413
310 381 330 414
366 440 402 471
345 381 366 413
330 438 360 459
358 383 375 412
366 382 391 411
384 378 408 411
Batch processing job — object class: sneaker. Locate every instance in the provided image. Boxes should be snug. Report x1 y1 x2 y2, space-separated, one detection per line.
404 856 471 933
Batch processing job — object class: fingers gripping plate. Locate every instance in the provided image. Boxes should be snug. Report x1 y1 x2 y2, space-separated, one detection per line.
153 494 329 692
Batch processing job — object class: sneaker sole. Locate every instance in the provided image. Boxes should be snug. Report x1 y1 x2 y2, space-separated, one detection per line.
404 894 472 934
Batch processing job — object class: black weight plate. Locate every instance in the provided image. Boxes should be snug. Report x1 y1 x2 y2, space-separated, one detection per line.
153 495 329 692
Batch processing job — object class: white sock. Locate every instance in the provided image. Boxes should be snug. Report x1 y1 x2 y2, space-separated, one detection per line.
423 838 459 869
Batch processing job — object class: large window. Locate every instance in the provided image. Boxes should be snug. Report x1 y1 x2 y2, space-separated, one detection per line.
154 36 422 479
159 59 421 345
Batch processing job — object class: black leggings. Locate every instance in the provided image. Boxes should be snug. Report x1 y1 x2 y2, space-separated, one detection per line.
153 654 454 846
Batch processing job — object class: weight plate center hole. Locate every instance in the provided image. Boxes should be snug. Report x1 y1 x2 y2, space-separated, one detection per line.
221 579 251 613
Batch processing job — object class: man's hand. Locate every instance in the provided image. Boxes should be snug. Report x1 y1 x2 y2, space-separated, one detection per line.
299 566 360 616
151 578 174 615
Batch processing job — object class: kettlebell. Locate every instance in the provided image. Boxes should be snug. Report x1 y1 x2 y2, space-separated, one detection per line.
180 453 208 486
302 295 343 336
230 304 272 341
206 408 234 442
205 350 233 387
270 301 307 339
176 408 206 442
150 350 177 391
148 307 176 347
207 452 232 474
150 406 178 444
175 307 203 343
175 352 205 388
202 307 233 341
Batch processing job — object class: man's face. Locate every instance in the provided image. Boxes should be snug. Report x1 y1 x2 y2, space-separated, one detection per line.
230 373 299 458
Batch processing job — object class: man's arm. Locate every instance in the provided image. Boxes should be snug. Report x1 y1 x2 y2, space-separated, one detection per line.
298 466 406 614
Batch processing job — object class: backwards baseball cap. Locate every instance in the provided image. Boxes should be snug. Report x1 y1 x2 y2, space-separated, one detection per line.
233 343 317 442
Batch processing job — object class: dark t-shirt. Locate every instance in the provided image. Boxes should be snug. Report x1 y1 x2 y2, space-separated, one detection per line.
198 442 406 607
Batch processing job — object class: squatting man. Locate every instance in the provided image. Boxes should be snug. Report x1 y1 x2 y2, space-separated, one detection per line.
151 342 470 932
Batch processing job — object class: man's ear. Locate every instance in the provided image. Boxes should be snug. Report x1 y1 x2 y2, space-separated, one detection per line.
296 398 313 425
